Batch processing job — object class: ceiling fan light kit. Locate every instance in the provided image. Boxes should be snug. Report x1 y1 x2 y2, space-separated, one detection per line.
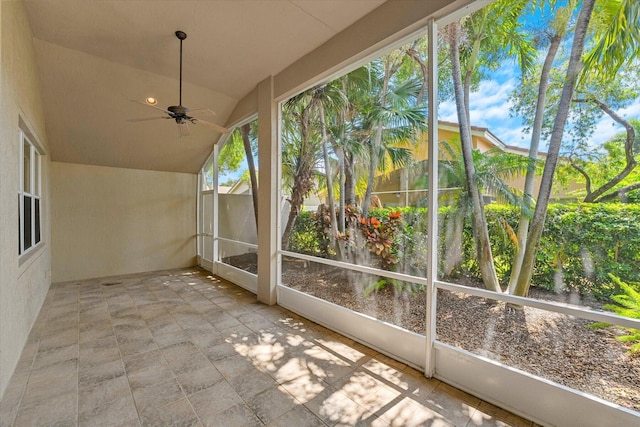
129 30 230 135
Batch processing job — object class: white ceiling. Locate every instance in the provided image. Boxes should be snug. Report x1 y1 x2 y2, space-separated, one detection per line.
24 0 386 173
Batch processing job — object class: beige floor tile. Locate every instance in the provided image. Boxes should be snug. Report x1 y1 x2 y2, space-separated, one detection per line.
1 268 534 427
267 404 325 427
78 374 130 413
304 386 372 427
468 402 533 427
32 343 78 370
138 398 201 427
176 366 224 395
199 402 263 427
228 370 278 401
14 390 77 427
189 379 244 419
166 350 213 376
244 385 299 424
78 359 125 387
78 395 138 427
123 348 167 373
212 353 257 380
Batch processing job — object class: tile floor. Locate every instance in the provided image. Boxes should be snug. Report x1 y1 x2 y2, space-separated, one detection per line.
0 268 536 427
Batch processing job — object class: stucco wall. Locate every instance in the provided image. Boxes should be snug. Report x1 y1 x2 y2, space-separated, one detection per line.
51 162 197 283
0 1 51 400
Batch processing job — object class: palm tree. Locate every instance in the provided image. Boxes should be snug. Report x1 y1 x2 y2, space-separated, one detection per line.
358 57 427 217
507 0 574 294
512 0 597 297
240 122 259 231
443 0 535 293
311 83 348 253
438 140 531 277
280 93 324 250
447 21 501 292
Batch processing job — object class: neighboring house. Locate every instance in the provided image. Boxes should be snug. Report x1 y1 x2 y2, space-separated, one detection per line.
373 121 580 207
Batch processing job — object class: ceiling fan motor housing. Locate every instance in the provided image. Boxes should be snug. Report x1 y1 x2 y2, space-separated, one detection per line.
168 105 189 116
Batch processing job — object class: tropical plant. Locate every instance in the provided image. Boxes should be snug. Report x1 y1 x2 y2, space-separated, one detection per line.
281 93 324 250
438 140 531 277
592 274 640 354
507 0 575 294
512 0 597 297
443 0 535 293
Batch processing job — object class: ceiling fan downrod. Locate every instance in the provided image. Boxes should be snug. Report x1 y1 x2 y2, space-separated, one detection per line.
175 30 187 107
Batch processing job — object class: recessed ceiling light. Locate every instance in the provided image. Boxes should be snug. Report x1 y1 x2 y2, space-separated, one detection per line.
145 97 158 105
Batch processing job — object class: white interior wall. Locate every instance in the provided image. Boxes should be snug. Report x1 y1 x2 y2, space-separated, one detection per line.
51 162 197 283
0 1 51 400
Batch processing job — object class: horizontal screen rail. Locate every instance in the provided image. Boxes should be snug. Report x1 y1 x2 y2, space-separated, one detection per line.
435 280 639 330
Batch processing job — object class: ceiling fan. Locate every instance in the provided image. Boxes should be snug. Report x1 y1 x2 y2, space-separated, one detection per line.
129 30 230 136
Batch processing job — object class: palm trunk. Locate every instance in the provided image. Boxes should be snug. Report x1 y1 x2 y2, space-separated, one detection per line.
443 205 466 276
507 34 561 295
336 146 346 234
318 102 341 256
344 153 356 206
362 124 382 217
281 169 313 250
513 0 596 297
449 22 501 293
240 124 259 232
363 62 394 217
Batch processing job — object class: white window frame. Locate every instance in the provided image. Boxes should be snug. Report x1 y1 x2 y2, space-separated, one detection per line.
18 129 42 257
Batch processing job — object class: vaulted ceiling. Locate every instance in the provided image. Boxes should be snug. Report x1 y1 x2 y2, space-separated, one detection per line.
23 0 386 173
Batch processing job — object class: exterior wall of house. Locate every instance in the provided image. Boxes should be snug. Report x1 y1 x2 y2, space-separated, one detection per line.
0 1 52 400
51 162 197 283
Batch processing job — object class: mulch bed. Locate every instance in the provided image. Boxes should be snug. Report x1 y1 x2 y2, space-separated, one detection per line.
223 253 640 411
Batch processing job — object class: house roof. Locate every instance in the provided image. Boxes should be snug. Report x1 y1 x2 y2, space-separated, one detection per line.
438 120 547 157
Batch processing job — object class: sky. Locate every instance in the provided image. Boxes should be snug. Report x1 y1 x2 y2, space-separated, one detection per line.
438 65 640 153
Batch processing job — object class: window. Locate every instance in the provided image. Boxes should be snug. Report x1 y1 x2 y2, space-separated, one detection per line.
19 130 42 255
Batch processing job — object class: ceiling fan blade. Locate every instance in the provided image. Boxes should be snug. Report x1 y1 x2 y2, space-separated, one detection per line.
127 117 167 122
178 122 190 137
189 108 216 117
193 118 231 134
131 100 171 114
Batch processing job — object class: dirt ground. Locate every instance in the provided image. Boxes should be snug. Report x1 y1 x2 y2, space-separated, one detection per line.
223 253 640 412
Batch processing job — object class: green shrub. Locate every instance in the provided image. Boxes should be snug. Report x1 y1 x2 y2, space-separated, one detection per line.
288 211 323 256
289 202 640 300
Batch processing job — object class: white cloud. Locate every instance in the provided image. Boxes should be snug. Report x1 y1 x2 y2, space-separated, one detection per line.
434 62 640 152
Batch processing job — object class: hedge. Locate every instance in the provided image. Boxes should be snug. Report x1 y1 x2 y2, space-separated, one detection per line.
289 203 640 299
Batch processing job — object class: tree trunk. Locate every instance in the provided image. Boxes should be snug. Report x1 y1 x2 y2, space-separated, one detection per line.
449 21 501 293
574 98 637 203
513 0 596 297
362 124 382 217
443 205 466 276
318 101 341 256
344 153 356 206
507 34 561 295
281 169 313 250
335 146 346 234
240 124 259 232
363 58 398 217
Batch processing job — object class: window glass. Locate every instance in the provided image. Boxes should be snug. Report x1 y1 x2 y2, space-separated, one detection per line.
23 140 31 193
279 35 429 334
436 0 640 413
23 196 32 251
35 199 41 244
34 153 40 196
19 130 43 255
216 119 259 271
